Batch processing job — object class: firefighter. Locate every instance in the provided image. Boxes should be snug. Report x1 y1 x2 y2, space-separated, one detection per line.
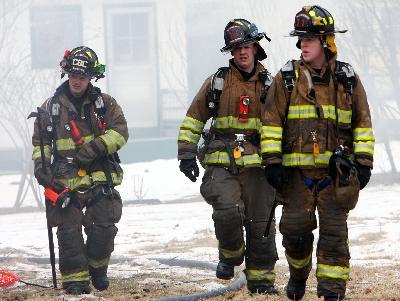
262 6 374 300
178 19 278 294
32 46 128 294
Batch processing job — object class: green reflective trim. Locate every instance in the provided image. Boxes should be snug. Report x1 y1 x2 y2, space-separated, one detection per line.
316 263 349 280
219 243 245 259
91 171 123 185
286 252 312 269
353 128 375 141
178 129 201 144
32 145 52 160
214 116 261 130
99 129 126 154
261 140 282 153
61 270 90 283
282 151 332 167
88 257 110 269
261 126 283 139
66 175 92 190
56 135 94 151
354 141 374 155
246 269 276 281
287 105 351 124
181 116 205 134
204 152 261 166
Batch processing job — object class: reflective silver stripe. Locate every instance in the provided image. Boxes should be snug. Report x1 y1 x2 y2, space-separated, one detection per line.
261 126 283 139
99 129 126 154
287 105 352 124
214 116 261 130
181 116 205 134
204 152 261 166
286 252 312 269
246 269 276 281
353 128 375 141
91 171 123 185
56 135 94 151
261 140 282 153
282 151 332 167
354 141 374 155
88 257 110 269
316 263 349 280
178 129 201 144
61 270 90 283
32 145 51 160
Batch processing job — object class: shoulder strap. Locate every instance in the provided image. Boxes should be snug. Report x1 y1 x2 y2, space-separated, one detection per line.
89 86 107 130
334 61 356 95
207 67 229 117
259 69 274 103
281 60 297 98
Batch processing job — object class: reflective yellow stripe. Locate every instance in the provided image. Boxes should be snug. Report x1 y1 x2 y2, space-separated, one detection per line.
354 141 374 155
286 253 312 269
353 128 375 141
261 126 283 139
56 135 94 151
219 243 245 259
282 151 332 167
215 116 261 130
261 140 282 153
178 129 201 144
246 269 275 281
91 171 123 185
316 263 349 280
99 129 126 154
204 152 261 166
88 257 110 269
61 270 90 283
287 105 352 124
59 170 123 189
181 116 205 134
32 145 51 160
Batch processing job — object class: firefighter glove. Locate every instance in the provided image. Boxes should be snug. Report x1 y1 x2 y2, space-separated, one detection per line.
75 139 107 170
34 163 53 187
356 163 371 190
179 158 199 182
265 164 287 191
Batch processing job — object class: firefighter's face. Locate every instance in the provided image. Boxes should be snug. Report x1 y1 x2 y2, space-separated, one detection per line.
300 37 325 67
68 73 91 97
231 43 256 73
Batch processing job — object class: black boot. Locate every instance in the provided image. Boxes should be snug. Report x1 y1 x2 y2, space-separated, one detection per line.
89 266 109 291
286 277 306 300
247 280 278 295
216 261 234 280
63 281 91 295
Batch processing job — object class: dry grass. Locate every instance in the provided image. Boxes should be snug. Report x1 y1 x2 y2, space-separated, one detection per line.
1 265 399 301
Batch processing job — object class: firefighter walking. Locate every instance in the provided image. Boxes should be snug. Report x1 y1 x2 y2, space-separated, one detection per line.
31 46 128 294
262 6 374 300
178 19 278 294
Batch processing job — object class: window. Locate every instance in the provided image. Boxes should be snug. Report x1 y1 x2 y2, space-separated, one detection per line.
30 5 82 69
111 12 150 65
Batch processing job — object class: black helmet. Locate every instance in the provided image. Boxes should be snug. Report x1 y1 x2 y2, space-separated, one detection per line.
220 18 270 61
289 5 347 37
60 46 105 80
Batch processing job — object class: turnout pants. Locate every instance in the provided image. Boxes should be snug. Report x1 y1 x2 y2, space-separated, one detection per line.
200 166 278 284
46 185 122 286
280 169 352 298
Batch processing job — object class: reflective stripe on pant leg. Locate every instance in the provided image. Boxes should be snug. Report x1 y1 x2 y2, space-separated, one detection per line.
57 225 88 279
61 270 90 284
241 168 278 280
283 234 314 280
316 178 350 297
